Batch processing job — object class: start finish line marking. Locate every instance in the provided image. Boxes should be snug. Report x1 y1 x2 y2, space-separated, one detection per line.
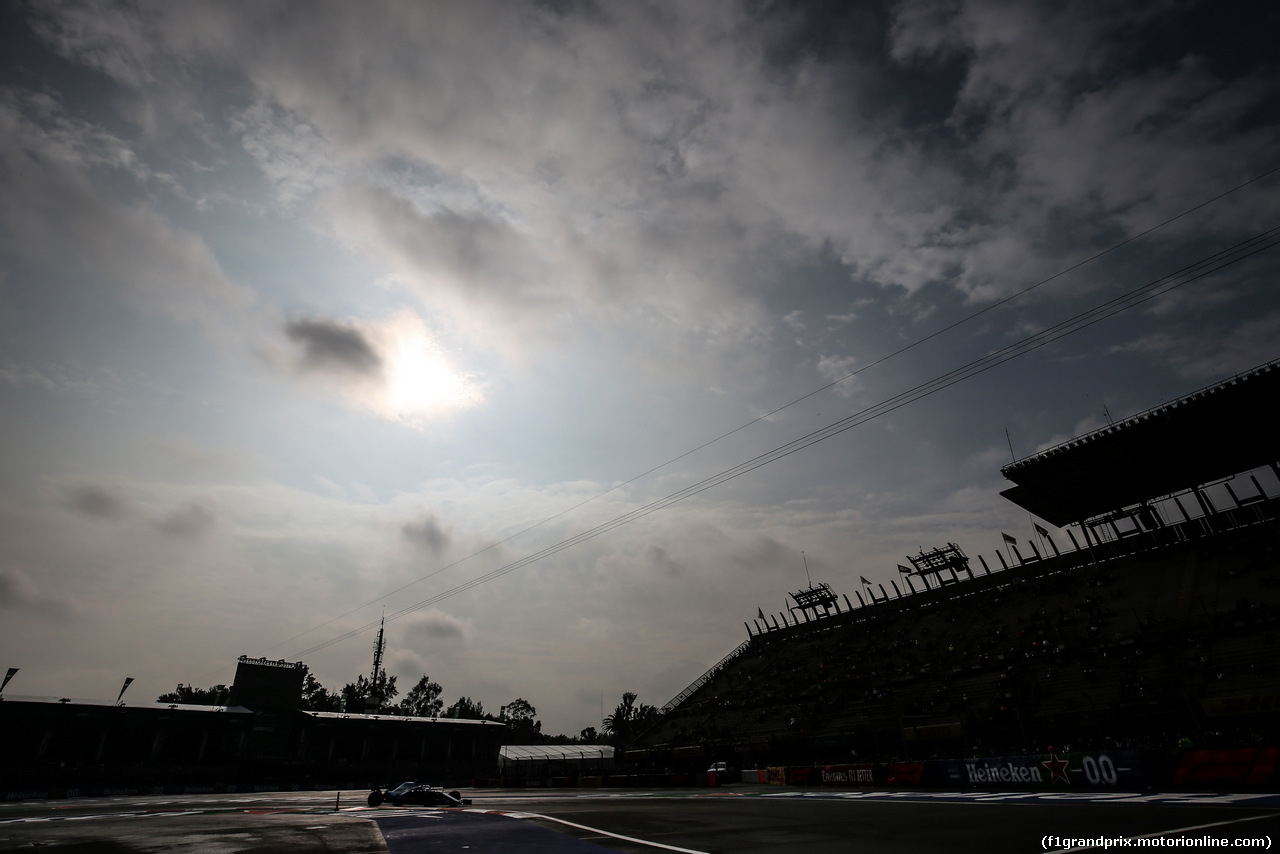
509 811 711 854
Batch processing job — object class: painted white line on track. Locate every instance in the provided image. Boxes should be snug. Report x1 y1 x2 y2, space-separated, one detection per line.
0 809 215 825
516 811 711 854
1049 812 1280 853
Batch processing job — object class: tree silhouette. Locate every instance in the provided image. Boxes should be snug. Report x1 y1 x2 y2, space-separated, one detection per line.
300 666 340 711
157 683 228 705
445 696 487 719
342 672 398 712
603 691 659 747
500 697 542 743
398 674 444 717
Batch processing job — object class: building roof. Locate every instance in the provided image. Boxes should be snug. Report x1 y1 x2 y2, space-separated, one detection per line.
0 695 253 713
999 360 1280 526
499 744 615 762
300 709 505 726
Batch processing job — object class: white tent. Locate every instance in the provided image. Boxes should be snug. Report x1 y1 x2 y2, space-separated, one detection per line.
498 744 615 771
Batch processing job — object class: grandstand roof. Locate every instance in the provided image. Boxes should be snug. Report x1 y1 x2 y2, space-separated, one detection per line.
1000 360 1280 526
0 695 252 714
301 710 504 726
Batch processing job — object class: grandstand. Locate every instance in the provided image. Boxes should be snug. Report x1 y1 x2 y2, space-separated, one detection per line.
632 361 1280 770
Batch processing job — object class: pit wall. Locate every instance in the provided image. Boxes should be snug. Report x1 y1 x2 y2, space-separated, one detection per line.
485 747 1279 791
6 748 1277 800
742 747 1279 790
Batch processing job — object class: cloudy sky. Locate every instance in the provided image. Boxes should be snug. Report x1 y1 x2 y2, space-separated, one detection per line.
1 0 1277 735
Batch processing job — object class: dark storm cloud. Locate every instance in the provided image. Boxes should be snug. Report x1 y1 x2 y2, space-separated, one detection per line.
646 544 684 578
68 484 130 519
156 501 216 538
285 318 382 376
406 611 467 641
403 514 450 554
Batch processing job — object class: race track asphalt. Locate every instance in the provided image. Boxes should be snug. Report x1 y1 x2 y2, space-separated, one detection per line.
2 786 1279 853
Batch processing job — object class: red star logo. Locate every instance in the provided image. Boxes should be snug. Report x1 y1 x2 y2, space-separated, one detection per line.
1042 753 1071 784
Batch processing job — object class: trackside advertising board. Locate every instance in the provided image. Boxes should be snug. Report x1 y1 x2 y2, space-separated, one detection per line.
886 762 928 786
1171 748 1280 787
939 751 1146 788
819 764 879 786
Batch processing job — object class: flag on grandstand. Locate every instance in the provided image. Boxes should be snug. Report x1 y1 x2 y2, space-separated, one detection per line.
0 667 16 693
1002 532 1017 545
1034 523 1050 538
897 565 912 574
116 676 133 705
860 576 870 585
757 607 765 620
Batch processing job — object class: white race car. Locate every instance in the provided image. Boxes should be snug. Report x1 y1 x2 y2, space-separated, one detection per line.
367 781 470 807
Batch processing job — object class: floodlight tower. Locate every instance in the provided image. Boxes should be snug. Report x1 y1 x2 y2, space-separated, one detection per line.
786 553 841 621
906 543 971 589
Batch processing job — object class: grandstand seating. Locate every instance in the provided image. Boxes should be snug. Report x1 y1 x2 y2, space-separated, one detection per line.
634 494 1280 766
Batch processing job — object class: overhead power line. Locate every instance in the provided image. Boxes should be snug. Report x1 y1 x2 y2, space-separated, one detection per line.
286 224 1280 660
264 165 1280 658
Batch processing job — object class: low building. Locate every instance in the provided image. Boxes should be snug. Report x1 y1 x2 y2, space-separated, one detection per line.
0 656 504 796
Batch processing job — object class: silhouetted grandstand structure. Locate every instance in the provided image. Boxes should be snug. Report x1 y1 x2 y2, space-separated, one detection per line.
633 361 1280 770
999 361 1280 528
226 656 305 709
0 655 503 796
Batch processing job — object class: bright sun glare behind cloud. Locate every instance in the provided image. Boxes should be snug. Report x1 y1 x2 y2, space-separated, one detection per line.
378 310 483 424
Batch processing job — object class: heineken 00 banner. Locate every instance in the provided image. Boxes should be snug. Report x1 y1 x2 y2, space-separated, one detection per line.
939 751 1145 787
